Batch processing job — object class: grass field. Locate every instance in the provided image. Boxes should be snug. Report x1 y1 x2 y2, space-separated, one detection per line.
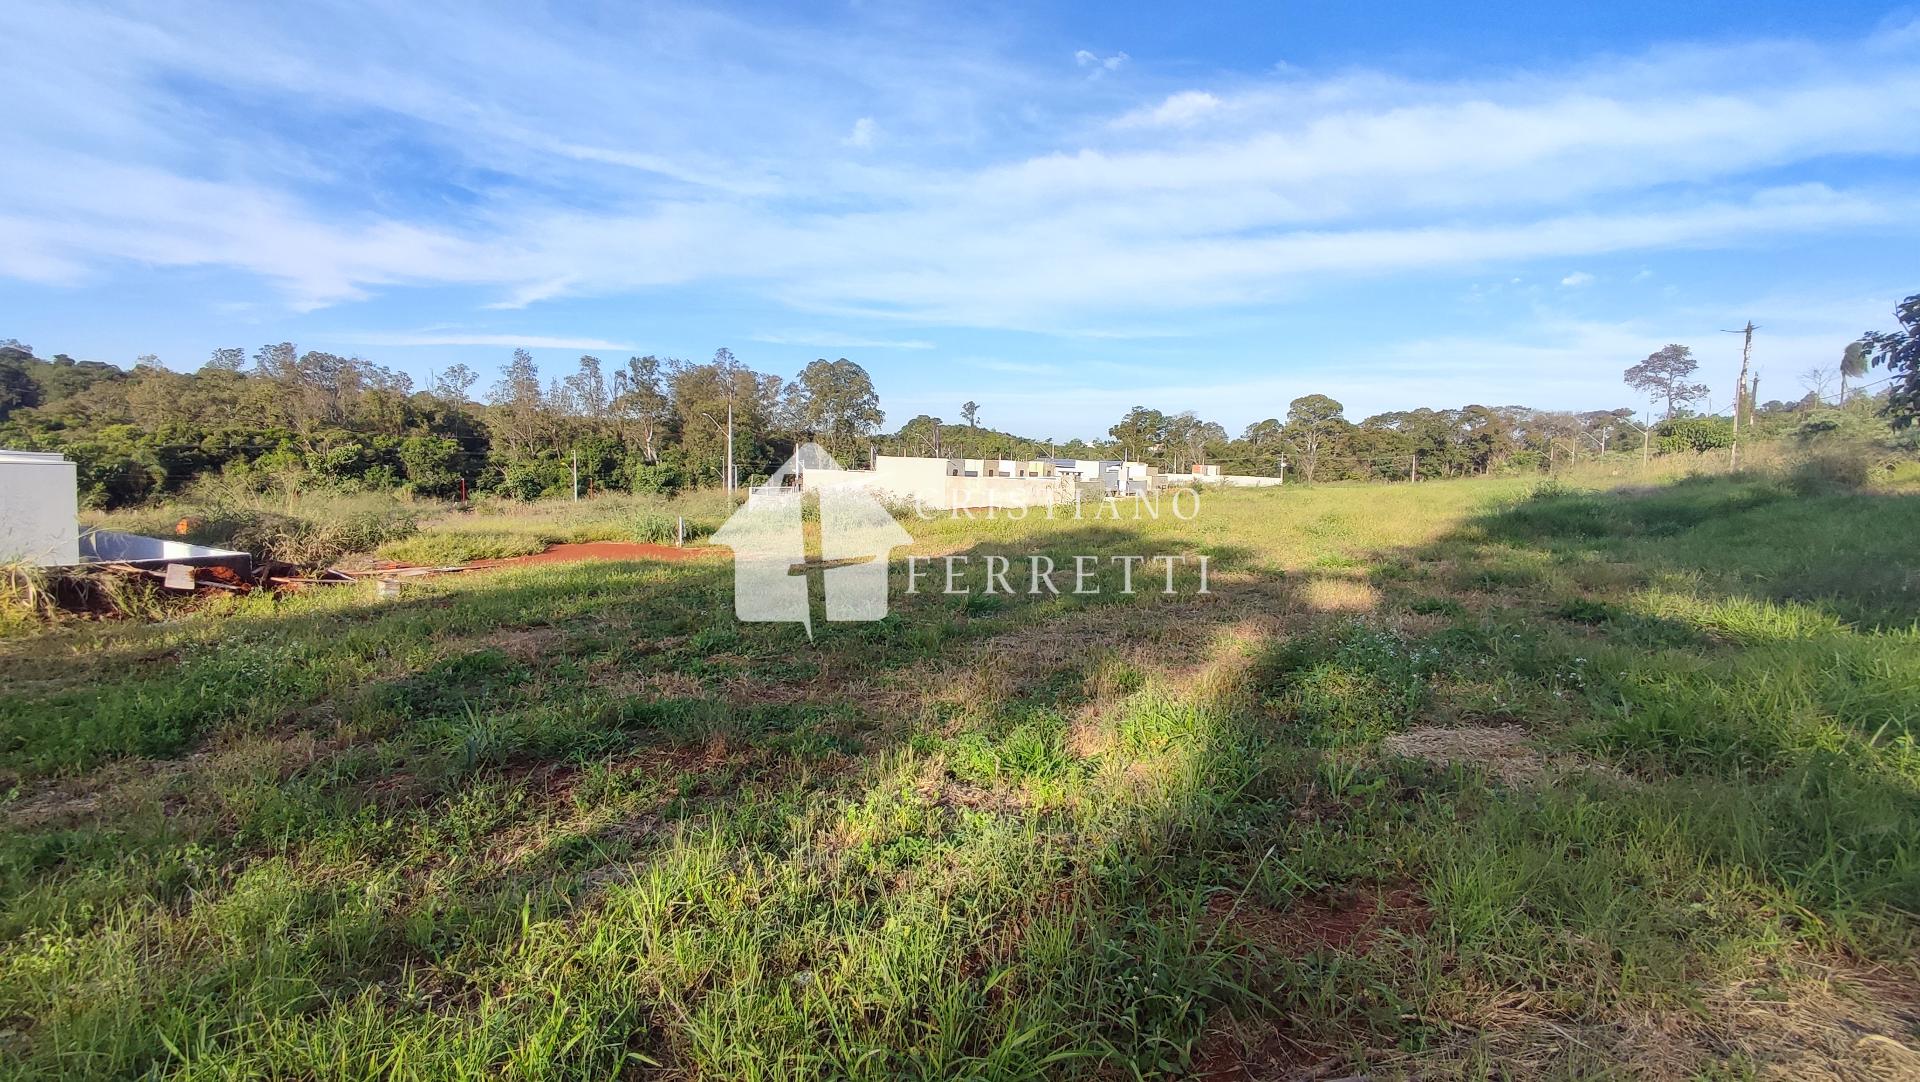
4 468 1919 1079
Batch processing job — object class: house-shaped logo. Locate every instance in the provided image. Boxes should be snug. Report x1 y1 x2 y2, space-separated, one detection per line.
709 442 912 637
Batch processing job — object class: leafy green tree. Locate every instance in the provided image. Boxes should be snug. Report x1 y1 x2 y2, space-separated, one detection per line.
1624 344 1708 420
1107 406 1168 463
1282 394 1345 485
432 363 479 402
398 435 462 496
204 347 247 372
669 350 780 487
487 348 549 456
894 414 945 456
790 358 884 459
0 355 39 421
1858 293 1919 428
562 355 612 424
613 356 673 464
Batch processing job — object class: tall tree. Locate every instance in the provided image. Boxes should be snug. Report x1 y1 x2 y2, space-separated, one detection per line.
562 355 611 424
789 358 884 460
1241 418 1282 451
1282 394 1345 485
1623 344 1708 420
670 352 777 487
612 355 672 463
433 363 479 402
204 347 247 372
960 400 980 428
1107 406 1168 463
487 348 548 455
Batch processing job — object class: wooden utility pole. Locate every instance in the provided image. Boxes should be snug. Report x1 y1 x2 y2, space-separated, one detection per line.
1723 321 1756 469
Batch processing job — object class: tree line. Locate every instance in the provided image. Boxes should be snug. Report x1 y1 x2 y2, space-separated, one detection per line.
0 289 1911 507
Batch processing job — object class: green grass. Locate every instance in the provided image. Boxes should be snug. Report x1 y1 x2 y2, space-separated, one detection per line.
3 472 1918 1078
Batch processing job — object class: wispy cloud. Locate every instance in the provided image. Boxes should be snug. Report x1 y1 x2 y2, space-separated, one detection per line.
842 117 878 149
0 5 1915 337
750 332 935 350
1112 90 1222 129
1074 49 1130 76
342 333 638 350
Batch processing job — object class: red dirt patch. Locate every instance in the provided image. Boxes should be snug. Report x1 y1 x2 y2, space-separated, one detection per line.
1191 1023 1344 1082
475 541 713 566
1210 882 1431 958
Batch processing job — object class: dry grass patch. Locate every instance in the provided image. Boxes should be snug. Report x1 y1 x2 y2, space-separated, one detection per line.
1380 724 1624 789
1403 959 1920 1080
1300 575 1383 612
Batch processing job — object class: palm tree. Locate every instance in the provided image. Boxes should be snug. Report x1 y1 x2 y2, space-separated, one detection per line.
1840 341 1871 402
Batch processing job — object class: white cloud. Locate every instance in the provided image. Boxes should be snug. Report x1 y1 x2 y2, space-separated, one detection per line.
1113 90 1222 129
1561 271 1596 287
843 117 878 149
0 7 1915 336
1074 49 1129 75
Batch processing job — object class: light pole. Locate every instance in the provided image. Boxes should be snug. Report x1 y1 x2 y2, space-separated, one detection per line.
700 411 734 497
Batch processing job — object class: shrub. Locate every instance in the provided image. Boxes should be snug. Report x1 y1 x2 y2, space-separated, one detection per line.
1788 443 1875 494
377 529 548 566
1656 417 1733 454
228 506 420 567
631 511 678 544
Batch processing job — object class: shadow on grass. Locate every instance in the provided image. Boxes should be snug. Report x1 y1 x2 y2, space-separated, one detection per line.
4 479 1919 1078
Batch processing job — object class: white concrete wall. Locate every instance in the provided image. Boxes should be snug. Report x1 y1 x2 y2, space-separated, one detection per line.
805 455 1067 508
1170 472 1283 488
0 450 80 566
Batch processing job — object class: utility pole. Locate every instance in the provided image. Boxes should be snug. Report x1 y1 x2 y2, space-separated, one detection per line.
701 411 733 496
571 449 579 501
1620 417 1650 471
1409 451 1416 483
1722 320 1756 469
1749 373 1760 428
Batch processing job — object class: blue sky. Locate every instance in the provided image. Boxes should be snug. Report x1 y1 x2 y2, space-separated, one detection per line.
3 1 1917 439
